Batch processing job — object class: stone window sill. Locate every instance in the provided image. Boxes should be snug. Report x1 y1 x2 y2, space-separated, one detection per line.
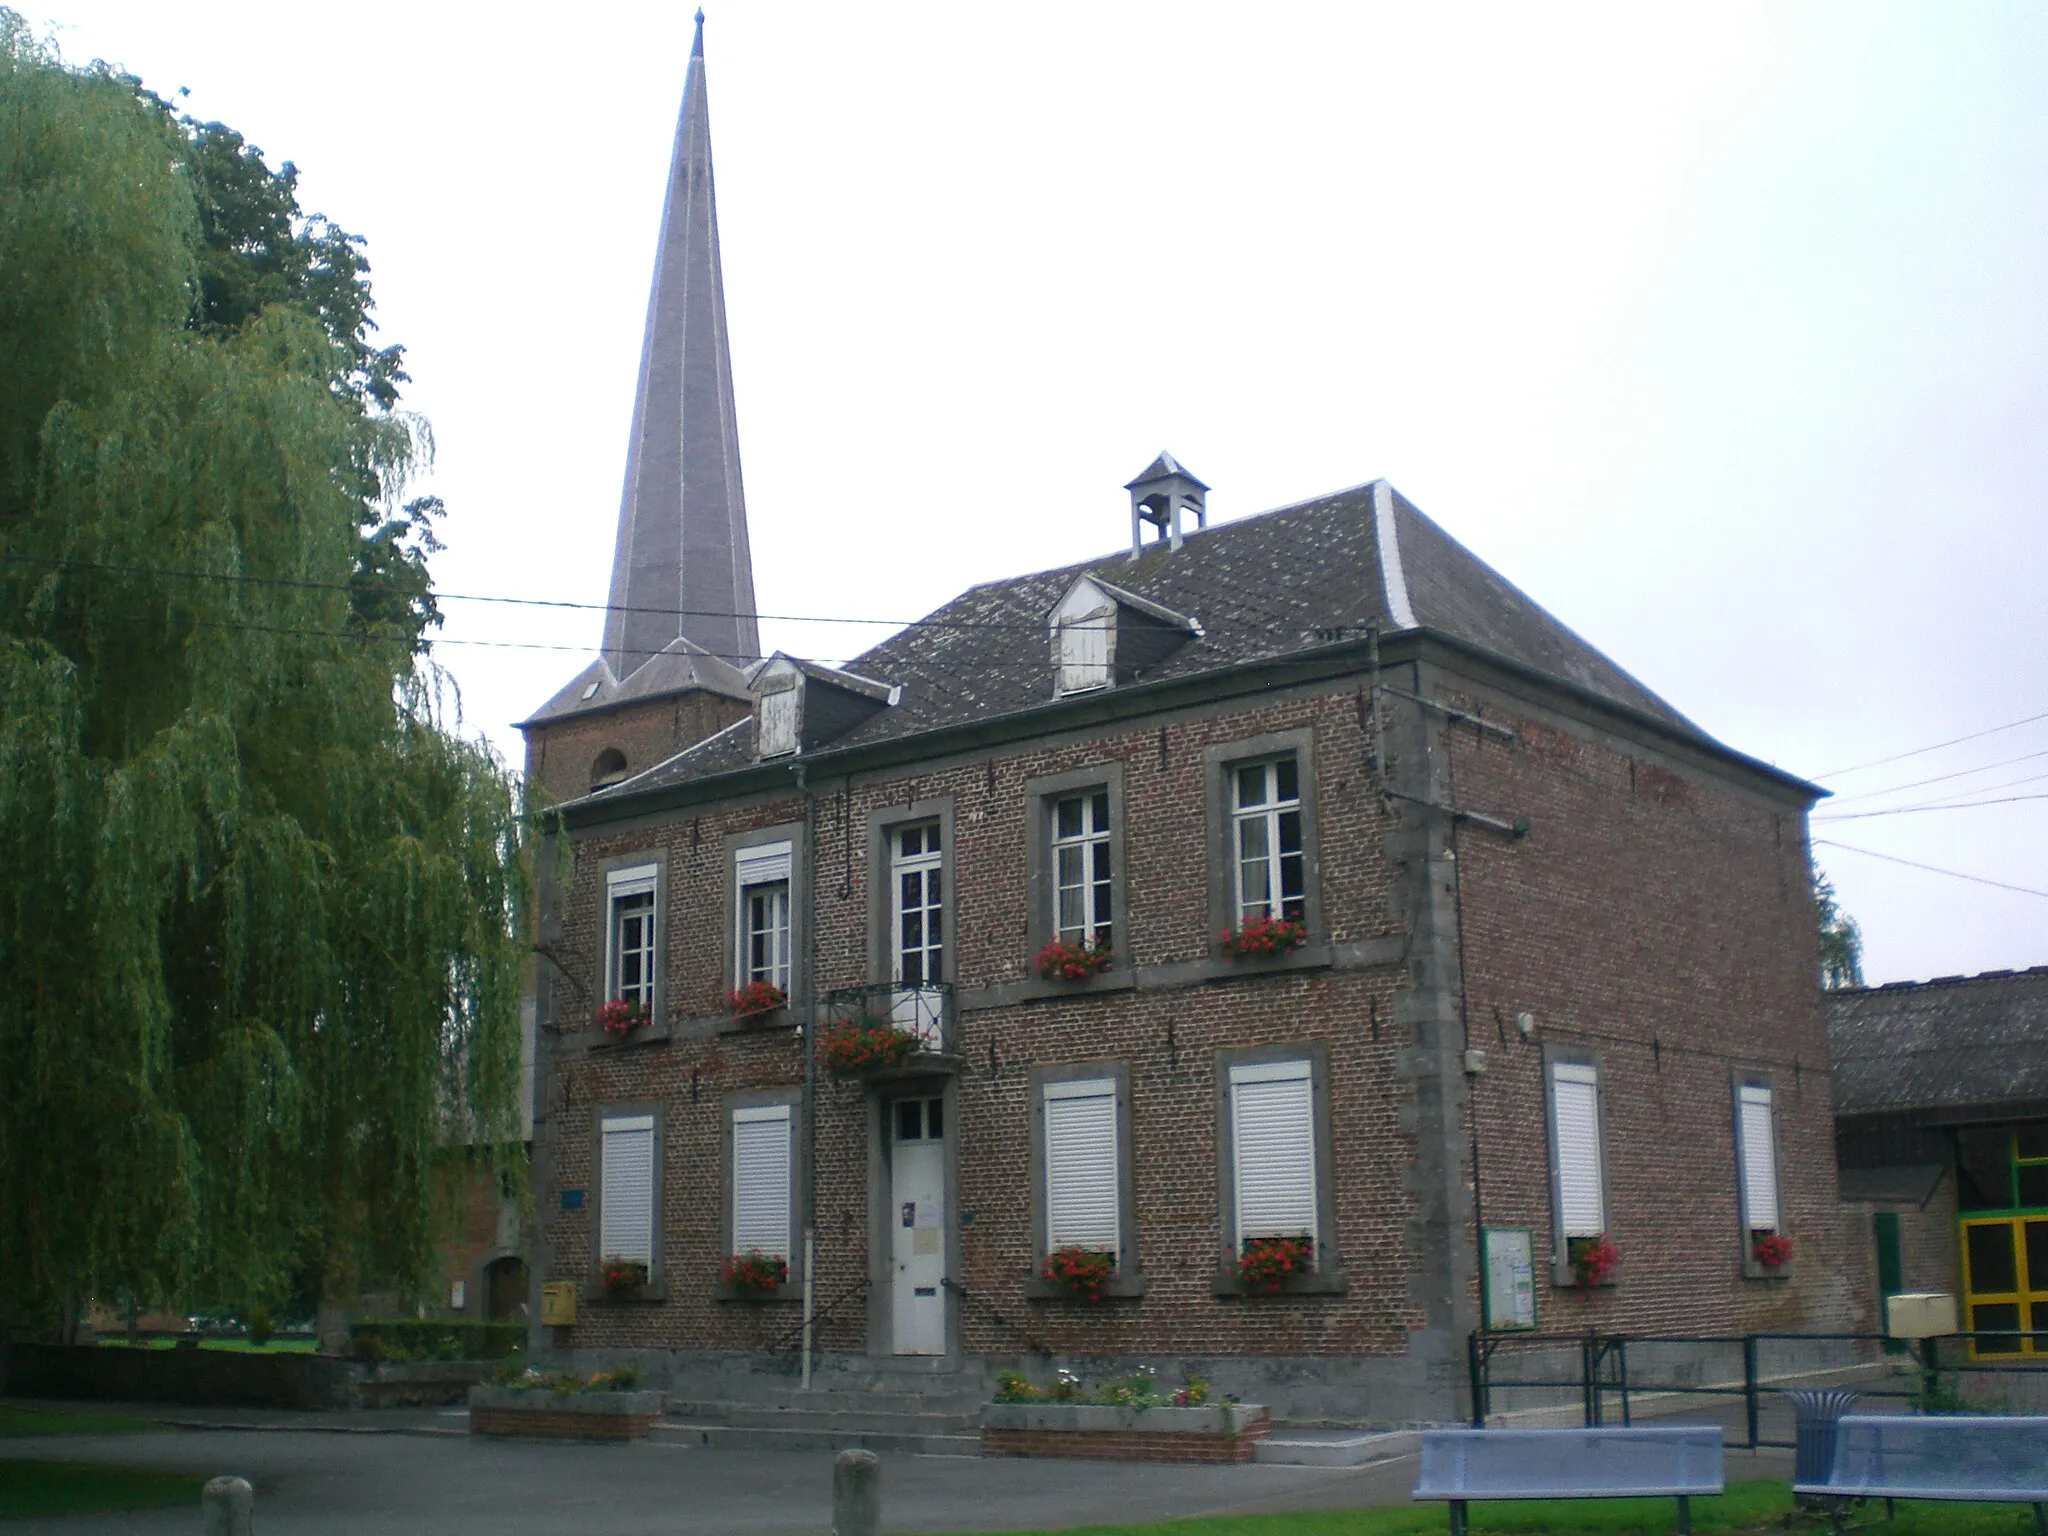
583 1280 669 1304
1743 1261 1794 1281
712 1281 800 1303
1022 1273 1149 1302
713 1010 799 1038
1211 1266 1347 1298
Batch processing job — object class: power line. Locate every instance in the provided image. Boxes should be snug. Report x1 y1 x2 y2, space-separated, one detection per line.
1812 709 2048 780
1814 839 2048 900
0 551 1054 632
1815 792 2048 823
1825 747 2048 805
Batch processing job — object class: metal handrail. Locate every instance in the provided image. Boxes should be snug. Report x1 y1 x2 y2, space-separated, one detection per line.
768 1275 871 1356
944 1277 1052 1358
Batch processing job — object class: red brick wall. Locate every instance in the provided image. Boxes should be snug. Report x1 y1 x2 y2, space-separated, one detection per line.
536 663 1858 1370
522 691 748 808
1444 688 1864 1333
470 1406 654 1440
432 1160 508 1314
982 1422 1269 1462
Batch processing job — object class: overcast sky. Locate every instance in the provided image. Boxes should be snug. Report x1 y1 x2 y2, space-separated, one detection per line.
37 1 2048 985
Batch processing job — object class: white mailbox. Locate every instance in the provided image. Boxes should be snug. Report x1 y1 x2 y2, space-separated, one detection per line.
1884 1291 1958 1340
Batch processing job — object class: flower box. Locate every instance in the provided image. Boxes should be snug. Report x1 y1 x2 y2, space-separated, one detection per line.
1034 938 1115 981
1237 1235 1313 1292
1217 916 1307 959
721 1250 789 1297
467 1384 664 1441
600 1257 649 1300
981 1401 1271 1463
1039 1245 1117 1301
727 981 786 1020
593 998 650 1039
1751 1232 1794 1273
1568 1233 1618 1289
820 1015 921 1075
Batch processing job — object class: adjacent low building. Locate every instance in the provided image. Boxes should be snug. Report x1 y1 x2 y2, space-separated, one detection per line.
1829 965 2048 1356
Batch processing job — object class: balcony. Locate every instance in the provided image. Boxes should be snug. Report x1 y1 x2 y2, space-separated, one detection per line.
820 982 958 1073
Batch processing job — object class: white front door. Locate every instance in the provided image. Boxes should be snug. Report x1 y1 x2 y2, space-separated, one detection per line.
890 1097 947 1355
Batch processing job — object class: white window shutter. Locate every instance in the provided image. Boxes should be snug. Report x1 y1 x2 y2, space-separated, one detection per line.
1054 615 1111 694
1550 1063 1606 1237
1230 1061 1317 1243
1738 1085 1780 1231
735 840 793 886
1044 1080 1120 1256
600 1114 655 1266
731 1105 792 1259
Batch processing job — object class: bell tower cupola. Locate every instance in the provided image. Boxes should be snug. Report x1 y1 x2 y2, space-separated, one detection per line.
1126 451 1208 556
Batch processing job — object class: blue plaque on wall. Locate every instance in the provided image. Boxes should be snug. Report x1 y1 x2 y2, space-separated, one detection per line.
560 1188 584 1210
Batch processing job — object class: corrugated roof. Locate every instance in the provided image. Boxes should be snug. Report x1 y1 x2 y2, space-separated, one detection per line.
1828 966 2048 1117
592 481 1727 801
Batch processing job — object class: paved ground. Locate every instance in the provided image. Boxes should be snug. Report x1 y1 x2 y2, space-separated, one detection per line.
0 1402 1796 1536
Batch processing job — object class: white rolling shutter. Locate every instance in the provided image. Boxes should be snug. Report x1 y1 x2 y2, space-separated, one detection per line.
1549 1062 1606 1237
731 1104 792 1260
1229 1060 1317 1243
1044 1079 1120 1256
599 1114 655 1266
1737 1084 1781 1231
735 840 793 887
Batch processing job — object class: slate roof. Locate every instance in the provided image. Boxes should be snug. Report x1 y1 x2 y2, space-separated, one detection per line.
1828 966 2048 1117
584 480 1744 805
520 635 750 728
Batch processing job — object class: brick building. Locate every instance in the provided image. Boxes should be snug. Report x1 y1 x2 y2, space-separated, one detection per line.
514 18 1858 1422
1829 966 2048 1356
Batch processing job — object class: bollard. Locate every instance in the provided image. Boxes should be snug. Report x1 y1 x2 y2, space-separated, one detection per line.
201 1475 253 1536
832 1449 880 1536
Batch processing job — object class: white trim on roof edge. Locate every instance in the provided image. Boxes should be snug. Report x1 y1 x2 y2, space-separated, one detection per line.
1372 480 1417 631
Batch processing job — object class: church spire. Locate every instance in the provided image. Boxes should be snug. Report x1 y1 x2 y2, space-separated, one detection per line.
602 8 760 679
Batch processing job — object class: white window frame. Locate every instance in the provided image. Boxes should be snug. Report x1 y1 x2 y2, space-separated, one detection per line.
734 841 793 992
730 1103 793 1264
605 863 658 1009
598 1111 656 1270
1227 1058 1318 1250
1050 790 1113 949
1230 757 1305 926
1043 1077 1121 1259
891 821 944 987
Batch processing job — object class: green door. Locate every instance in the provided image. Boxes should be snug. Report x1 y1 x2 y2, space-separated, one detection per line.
1874 1211 1903 1352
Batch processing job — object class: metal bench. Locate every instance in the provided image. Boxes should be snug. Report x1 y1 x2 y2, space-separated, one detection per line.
1792 1414 2048 1533
1414 1425 1724 1534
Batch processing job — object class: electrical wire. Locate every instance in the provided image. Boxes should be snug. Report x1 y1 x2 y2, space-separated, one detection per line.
1813 839 2048 901
1823 747 2048 806
1811 709 2048 780
1815 792 2048 823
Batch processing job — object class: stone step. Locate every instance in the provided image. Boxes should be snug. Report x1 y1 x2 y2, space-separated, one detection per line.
708 1405 983 1434
1252 1428 1419 1467
653 1421 983 1457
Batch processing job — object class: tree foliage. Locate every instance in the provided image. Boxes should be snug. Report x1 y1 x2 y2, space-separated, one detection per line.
1815 867 1864 990
0 15 527 1327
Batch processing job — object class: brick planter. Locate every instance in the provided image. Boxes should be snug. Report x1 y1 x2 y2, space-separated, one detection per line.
981 1401 1271 1462
467 1385 664 1441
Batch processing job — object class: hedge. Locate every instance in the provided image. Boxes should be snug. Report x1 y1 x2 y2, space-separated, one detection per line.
348 1320 523 1362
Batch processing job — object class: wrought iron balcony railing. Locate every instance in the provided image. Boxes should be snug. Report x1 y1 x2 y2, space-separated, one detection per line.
821 981 957 1060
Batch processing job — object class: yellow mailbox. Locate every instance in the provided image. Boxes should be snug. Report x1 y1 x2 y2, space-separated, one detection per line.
539 1281 577 1327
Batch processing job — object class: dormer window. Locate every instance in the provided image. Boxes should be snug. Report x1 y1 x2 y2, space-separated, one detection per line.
1047 575 1202 699
749 654 901 759
1051 584 1114 696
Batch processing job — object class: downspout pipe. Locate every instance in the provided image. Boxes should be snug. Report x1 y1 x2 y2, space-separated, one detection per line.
796 762 819 1388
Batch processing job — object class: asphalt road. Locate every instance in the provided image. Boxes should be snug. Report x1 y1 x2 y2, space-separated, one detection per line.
0 1405 1797 1536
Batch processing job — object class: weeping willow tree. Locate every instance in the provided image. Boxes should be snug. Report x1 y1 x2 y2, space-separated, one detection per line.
0 15 527 1334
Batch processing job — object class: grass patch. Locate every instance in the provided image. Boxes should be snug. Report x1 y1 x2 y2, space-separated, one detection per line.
992 1483 2048 1536
0 1405 167 1437
0 1460 203 1519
